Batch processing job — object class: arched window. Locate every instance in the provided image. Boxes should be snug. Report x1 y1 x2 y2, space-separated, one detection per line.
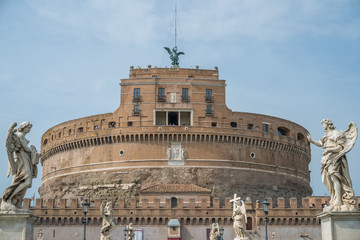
277 127 290 136
297 133 305 142
171 197 177 208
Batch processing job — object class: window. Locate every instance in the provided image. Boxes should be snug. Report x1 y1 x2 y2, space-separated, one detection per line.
205 89 213 102
278 127 290 136
230 122 237 128
247 124 254 130
158 88 165 101
133 105 140 115
206 105 213 115
94 125 99 130
58 132 61 137
78 127 84 133
212 122 217 127
68 129 72 135
127 121 133 126
264 123 269 133
108 122 116 128
171 197 177 208
133 88 141 101
43 139 48 145
182 88 189 101
297 133 305 142
168 112 178 125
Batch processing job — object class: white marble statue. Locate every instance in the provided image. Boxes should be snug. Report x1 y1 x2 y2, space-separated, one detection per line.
126 223 135 240
209 222 220 240
100 201 115 240
230 194 248 240
308 119 357 212
1 122 40 213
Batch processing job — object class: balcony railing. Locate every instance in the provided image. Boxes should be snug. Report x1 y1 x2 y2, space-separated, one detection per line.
133 110 141 116
205 110 214 116
157 95 166 102
205 96 213 103
133 96 142 102
181 95 190 102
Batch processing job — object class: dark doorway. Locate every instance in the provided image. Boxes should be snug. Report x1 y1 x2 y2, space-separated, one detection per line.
168 112 179 125
246 217 252 230
171 197 177 208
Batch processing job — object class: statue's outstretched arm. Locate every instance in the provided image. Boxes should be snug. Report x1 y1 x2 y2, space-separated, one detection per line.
307 133 322 147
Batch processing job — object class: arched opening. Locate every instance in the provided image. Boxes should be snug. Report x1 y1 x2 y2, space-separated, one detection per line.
246 217 252 230
297 132 306 142
171 197 177 208
278 127 290 136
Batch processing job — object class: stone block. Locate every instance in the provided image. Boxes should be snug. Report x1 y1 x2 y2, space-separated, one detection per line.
0 213 38 240
317 211 360 240
302 198 310 208
213 198 220 209
290 197 298 209
277 197 285 208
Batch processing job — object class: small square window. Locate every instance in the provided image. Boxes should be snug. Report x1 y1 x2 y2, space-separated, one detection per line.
212 122 217 127
230 122 237 128
128 121 133 127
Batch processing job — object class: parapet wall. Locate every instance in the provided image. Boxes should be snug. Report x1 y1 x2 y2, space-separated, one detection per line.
3 196 358 228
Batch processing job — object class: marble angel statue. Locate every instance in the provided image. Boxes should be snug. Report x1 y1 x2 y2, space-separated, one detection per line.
209 222 220 240
1 122 40 213
126 223 135 240
232 199 248 240
307 119 357 212
100 201 115 240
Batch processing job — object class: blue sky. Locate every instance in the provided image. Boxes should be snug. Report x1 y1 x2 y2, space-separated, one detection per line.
0 0 359 200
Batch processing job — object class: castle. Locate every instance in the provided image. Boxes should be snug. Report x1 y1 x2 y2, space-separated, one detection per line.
17 65 360 239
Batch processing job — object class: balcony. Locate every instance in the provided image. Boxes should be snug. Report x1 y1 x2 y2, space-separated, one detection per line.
133 110 141 116
133 96 142 102
205 110 214 116
157 95 166 102
205 96 213 103
181 95 190 102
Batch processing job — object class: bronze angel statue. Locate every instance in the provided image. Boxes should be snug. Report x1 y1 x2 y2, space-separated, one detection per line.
232 198 248 240
164 46 184 67
1 122 40 213
100 201 115 240
308 119 357 212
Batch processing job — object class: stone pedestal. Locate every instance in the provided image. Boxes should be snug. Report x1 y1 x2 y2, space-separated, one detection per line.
0 213 38 240
317 211 360 240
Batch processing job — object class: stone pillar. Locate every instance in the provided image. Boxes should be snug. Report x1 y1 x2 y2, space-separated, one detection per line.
317 211 360 240
0 213 38 240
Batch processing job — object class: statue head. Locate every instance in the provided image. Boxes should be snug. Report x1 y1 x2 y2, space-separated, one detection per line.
321 119 335 130
18 121 32 133
173 46 178 52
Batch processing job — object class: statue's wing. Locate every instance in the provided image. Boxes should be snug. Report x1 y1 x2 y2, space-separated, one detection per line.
5 122 18 177
164 47 172 54
240 200 247 223
178 52 185 55
334 122 357 163
100 202 105 216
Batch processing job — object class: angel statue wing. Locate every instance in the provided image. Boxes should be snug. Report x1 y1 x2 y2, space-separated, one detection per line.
164 47 172 55
240 200 247 223
6 122 19 178
334 122 358 163
178 52 185 55
100 202 105 217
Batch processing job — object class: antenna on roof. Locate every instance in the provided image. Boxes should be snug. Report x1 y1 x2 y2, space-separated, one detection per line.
163 0 185 68
175 0 177 47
